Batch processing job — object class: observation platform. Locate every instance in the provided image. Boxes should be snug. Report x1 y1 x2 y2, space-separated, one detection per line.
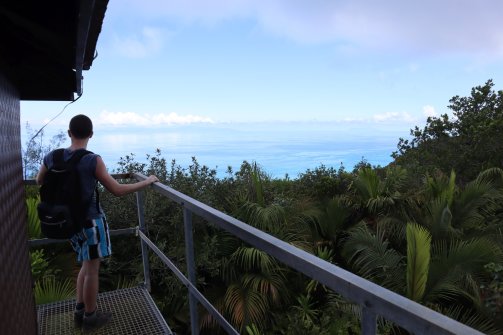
27 174 485 335
37 286 173 334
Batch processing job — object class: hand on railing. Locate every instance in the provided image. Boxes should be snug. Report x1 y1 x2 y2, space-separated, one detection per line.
145 175 159 185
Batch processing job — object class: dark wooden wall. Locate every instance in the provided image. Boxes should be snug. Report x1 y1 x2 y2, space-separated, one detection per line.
0 73 37 334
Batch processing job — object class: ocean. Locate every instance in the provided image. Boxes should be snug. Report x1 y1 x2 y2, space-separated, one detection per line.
85 122 410 178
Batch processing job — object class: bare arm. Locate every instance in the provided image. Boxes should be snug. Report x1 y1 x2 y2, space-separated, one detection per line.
95 156 158 197
36 164 48 185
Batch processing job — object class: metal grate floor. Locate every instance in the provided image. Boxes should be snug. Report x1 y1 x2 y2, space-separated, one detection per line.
37 285 173 334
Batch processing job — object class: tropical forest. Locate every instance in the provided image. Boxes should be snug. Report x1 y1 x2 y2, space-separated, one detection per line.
25 80 503 334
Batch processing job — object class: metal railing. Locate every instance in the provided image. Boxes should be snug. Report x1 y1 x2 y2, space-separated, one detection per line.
27 174 485 335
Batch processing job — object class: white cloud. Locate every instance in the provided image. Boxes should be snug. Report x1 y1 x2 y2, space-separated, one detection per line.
96 110 214 126
372 112 416 123
113 27 165 58
423 105 437 118
118 0 503 57
342 116 365 122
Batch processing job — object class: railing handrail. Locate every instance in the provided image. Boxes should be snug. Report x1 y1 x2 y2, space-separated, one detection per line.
133 172 484 335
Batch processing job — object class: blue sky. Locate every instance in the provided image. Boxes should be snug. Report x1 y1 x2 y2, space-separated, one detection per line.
21 0 503 132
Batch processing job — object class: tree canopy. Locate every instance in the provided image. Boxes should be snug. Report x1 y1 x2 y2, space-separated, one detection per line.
393 79 503 183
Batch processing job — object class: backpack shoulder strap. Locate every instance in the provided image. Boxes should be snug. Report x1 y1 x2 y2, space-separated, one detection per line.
68 149 93 166
52 149 65 168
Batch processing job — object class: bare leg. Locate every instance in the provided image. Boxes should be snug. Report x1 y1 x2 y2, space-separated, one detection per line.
76 265 85 304
81 258 101 313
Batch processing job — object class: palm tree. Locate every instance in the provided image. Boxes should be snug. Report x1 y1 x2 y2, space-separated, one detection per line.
201 246 289 332
342 222 503 333
413 169 502 241
304 196 352 250
348 167 409 226
342 223 404 293
200 163 298 333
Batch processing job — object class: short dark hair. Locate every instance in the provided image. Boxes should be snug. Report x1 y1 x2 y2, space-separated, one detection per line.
69 114 93 139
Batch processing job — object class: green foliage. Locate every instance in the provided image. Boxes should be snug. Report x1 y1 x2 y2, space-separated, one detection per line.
293 294 320 324
349 166 409 222
98 149 503 333
217 244 288 332
273 293 360 335
394 79 503 182
30 248 64 282
251 162 265 207
406 223 431 302
438 304 501 335
30 249 49 282
426 238 502 305
245 323 263 335
34 275 75 305
295 164 350 201
342 224 404 292
425 170 457 207
481 263 503 321
26 196 42 239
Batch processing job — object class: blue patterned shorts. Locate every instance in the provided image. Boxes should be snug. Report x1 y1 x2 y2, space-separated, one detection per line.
70 216 112 262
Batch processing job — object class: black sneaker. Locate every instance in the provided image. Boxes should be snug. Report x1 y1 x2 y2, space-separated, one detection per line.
82 310 112 333
74 308 85 327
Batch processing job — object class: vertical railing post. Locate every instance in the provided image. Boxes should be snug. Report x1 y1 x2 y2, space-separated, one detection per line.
361 307 377 334
184 206 199 335
136 190 151 292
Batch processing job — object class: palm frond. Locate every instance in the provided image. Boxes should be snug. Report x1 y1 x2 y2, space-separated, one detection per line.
26 197 42 239
446 170 457 207
34 275 75 305
440 304 500 335
342 224 404 291
245 323 263 335
280 230 312 252
308 197 352 245
406 223 431 302
200 285 226 331
424 170 457 206
221 257 239 284
306 247 336 294
230 246 278 273
425 199 454 241
224 284 268 331
251 162 265 207
453 178 499 231
383 166 408 192
291 294 320 324
115 275 138 289
241 272 287 305
475 167 503 186
353 168 381 203
366 196 395 214
214 231 242 257
425 238 503 304
432 238 503 273
240 202 286 232
375 216 407 246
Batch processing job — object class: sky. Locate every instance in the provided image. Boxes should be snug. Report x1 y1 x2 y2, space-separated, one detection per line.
21 0 503 134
